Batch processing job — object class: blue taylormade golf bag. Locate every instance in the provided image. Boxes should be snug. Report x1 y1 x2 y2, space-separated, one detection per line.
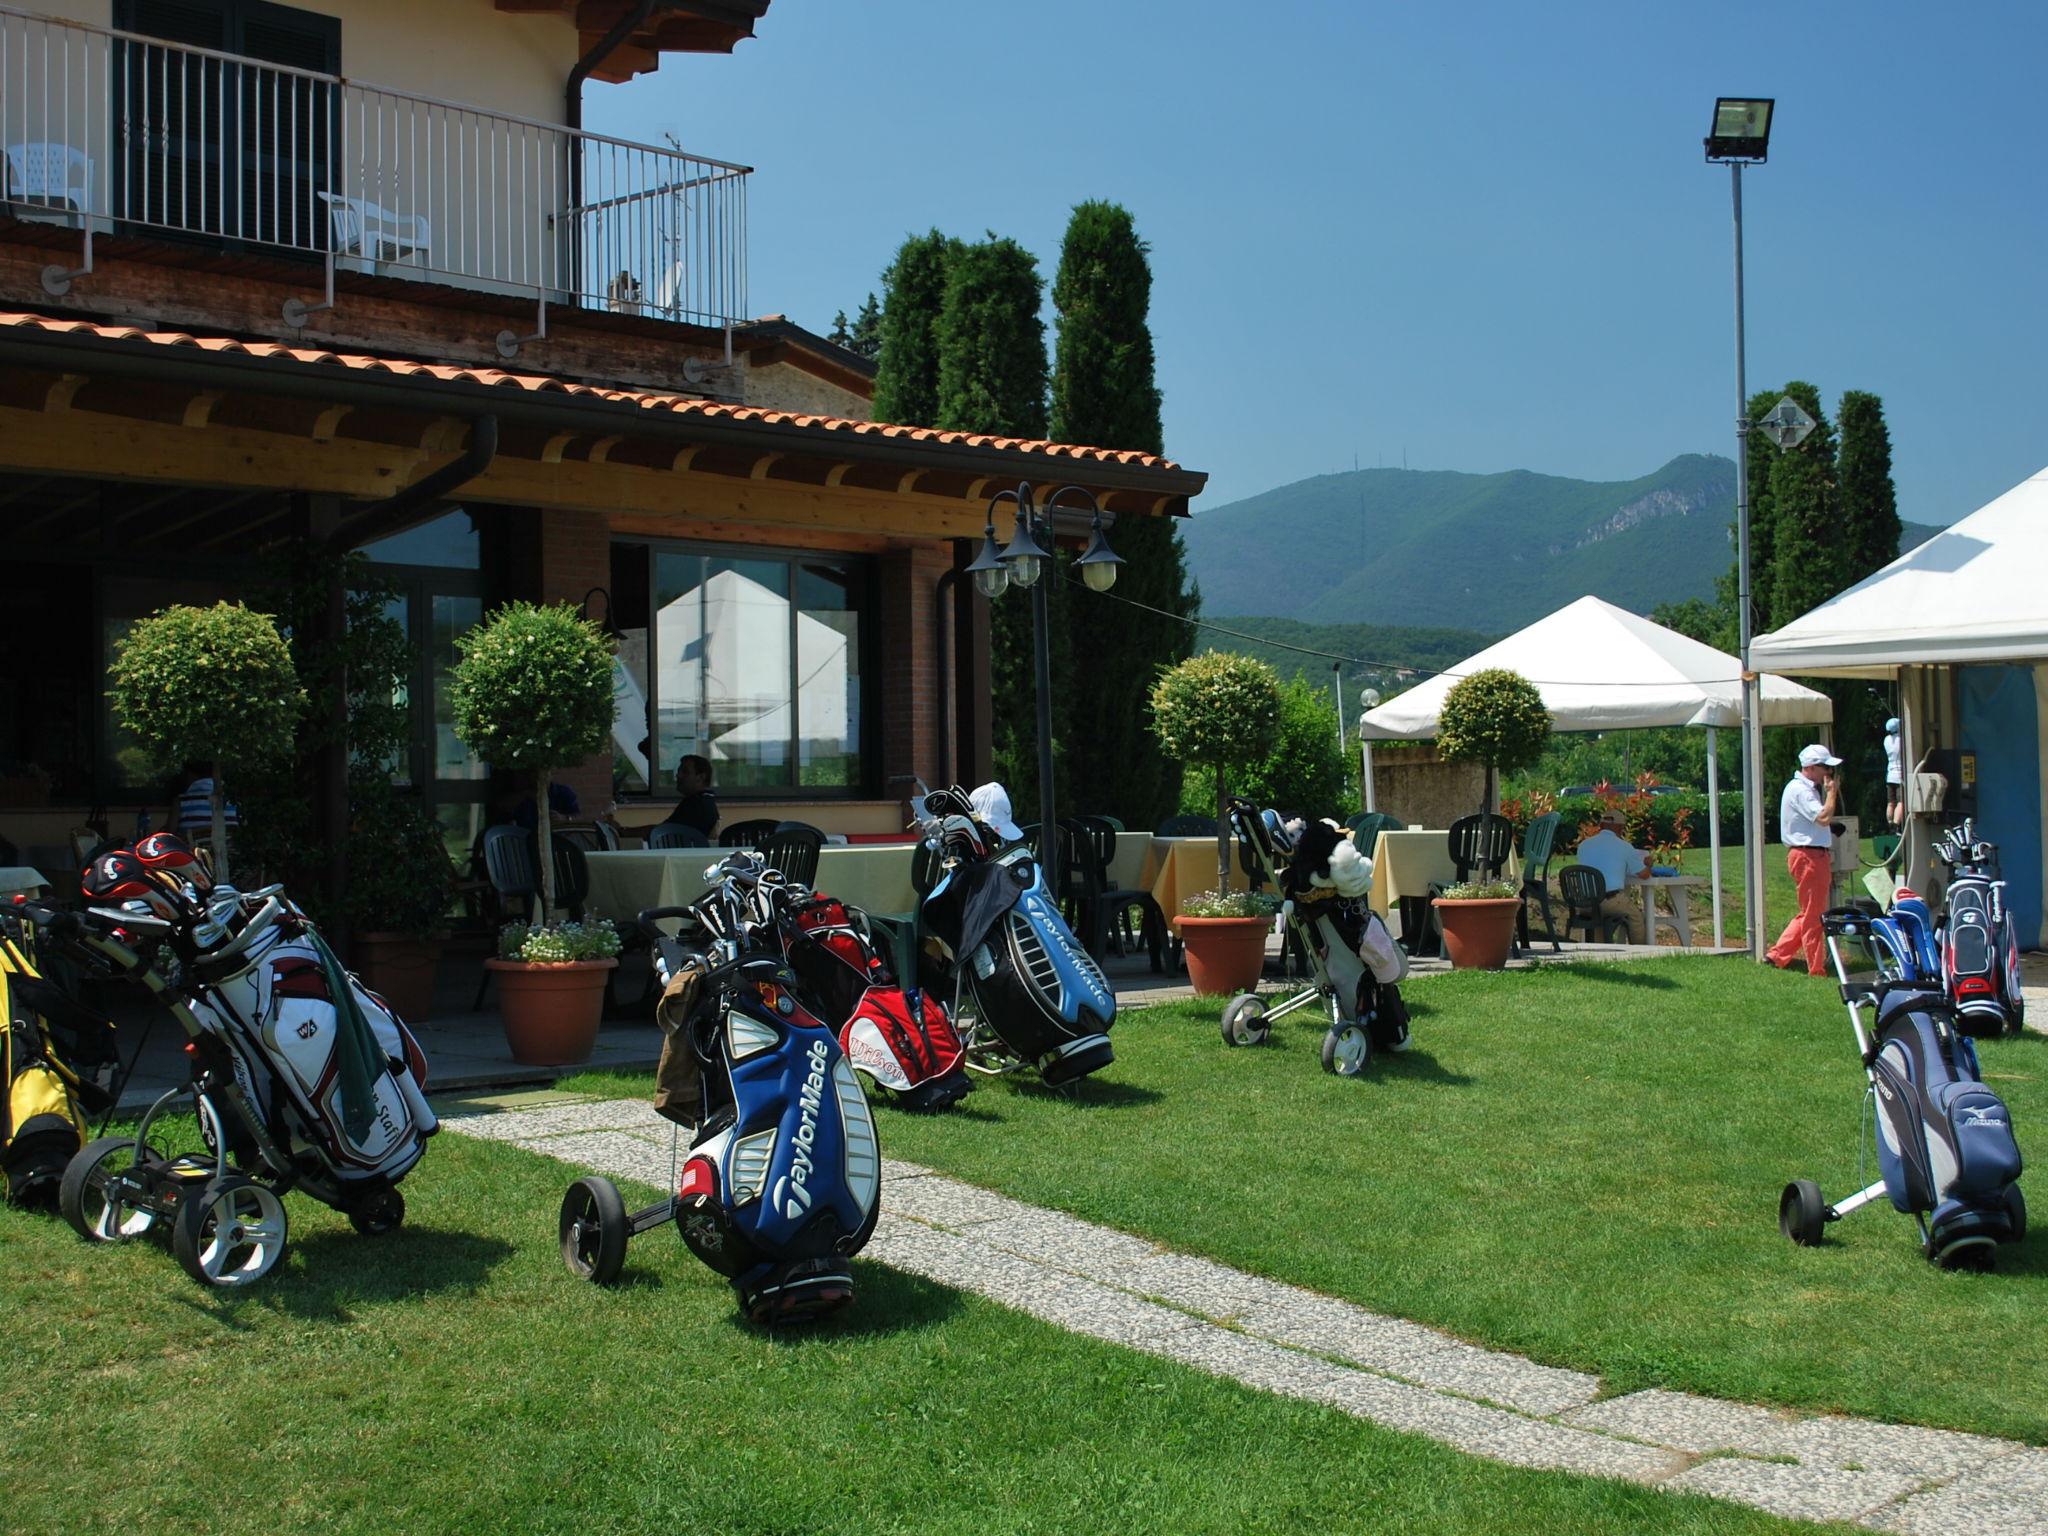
1780 908 2026 1269
914 787 1116 1085
560 855 880 1324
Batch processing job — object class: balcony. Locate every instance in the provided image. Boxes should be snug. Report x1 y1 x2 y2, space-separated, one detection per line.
0 6 749 331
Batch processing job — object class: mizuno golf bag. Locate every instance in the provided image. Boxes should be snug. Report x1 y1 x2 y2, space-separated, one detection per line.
569 856 882 1323
1780 908 2026 1270
1934 822 2025 1035
915 788 1116 1085
1 903 115 1204
776 894 969 1112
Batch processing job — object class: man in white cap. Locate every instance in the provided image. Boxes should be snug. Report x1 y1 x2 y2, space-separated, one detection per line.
969 782 1026 845
1767 743 1843 975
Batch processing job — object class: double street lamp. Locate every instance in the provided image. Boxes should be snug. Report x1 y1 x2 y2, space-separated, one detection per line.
1705 95 1775 960
964 482 1124 890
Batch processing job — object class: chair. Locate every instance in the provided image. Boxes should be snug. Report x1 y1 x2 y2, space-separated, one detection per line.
1071 815 1164 970
1093 814 1126 833
773 819 826 840
1516 812 1565 955
647 822 709 849
1558 864 1630 944
720 818 781 849
319 190 431 263
1345 811 1401 852
472 831 590 1006
69 827 108 868
1447 813 1516 881
554 821 618 854
4 142 91 215
1157 814 1218 837
760 826 823 889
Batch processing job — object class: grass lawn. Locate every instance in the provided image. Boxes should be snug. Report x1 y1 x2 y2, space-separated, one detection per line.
580 958 2046 1443
0 1115 1836 1536
1671 845 1807 949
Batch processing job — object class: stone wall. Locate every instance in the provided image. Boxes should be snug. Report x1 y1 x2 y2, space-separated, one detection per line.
1366 743 1487 829
741 360 874 421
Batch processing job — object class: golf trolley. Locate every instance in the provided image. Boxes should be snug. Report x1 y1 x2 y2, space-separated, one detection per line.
1217 801 1409 1077
1779 908 2025 1269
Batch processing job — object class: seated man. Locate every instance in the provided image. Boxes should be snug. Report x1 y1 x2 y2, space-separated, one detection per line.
1574 810 1650 944
662 754 720 840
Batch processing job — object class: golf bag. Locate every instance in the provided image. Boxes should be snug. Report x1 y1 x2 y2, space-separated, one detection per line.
44 833 435 1285
777 894 969 1112
915 788 1116 1085
1 904 115 1204
563 856 882 1324
1780 908 2025 1269
1933 822 2025 1035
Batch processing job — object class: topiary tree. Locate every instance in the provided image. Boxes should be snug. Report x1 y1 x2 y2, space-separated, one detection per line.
1150 652 1282 892
108 602 304 882
1437 668 1552 877
449 602 615 919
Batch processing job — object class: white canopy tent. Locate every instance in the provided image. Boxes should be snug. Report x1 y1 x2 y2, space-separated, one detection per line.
1359 595 1834 942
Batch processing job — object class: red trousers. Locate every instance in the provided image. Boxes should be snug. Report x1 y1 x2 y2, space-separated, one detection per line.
1768 845 1832 976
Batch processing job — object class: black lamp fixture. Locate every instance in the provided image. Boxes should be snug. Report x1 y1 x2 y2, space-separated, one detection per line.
1704 97 1773 163
995 484 1053 588
965 513 1011 599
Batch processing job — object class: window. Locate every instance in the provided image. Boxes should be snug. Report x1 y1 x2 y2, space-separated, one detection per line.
611 542 871 798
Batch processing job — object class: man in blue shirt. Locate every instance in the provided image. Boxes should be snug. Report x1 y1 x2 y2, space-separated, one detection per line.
1575 810 1649 944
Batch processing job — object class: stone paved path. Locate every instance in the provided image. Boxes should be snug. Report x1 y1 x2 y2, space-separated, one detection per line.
444 1094 2047 1533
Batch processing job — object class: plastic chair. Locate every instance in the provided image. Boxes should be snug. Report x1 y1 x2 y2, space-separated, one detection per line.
1558 864 1630 944
4 142 91 214
760 827 823 889
647 822 709 849
720 818 780 849
1447 813 1516 881
1157 814 1218 837
1071 815 1164 971
1345 811 1401 851
1517 812 1564 955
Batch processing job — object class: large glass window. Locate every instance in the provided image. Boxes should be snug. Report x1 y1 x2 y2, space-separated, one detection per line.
614 542 869 798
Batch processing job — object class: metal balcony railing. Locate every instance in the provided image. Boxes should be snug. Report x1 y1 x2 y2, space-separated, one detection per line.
0 6 749 329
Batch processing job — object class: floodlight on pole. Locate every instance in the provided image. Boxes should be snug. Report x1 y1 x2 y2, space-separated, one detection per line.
1705 97 1774 163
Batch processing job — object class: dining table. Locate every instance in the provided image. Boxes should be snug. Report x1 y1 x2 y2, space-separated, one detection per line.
1628 873 1709 948
584 844 921 929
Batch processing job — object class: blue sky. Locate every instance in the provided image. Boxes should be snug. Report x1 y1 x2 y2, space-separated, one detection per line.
589 1 2047 522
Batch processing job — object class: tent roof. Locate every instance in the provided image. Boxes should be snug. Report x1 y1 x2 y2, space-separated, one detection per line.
1752 465 2048 678
1358 595 1833 741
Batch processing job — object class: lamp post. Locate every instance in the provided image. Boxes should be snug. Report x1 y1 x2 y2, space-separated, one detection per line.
963 481 1123 894
1705 95 1775 961
1357 687 1382 812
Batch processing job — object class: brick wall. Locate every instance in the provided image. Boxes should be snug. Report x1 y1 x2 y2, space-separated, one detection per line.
876 541 954 798
537 507 617 818
1368 743 1488 829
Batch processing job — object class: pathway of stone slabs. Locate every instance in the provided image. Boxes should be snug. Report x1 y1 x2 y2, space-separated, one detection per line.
444 1094 2047 1534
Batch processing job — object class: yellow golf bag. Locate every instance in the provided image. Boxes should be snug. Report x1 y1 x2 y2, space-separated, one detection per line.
2 915 114 1205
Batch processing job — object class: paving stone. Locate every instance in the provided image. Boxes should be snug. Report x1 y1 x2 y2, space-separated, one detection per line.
1114 1251 1298 1318
1863 1447 2048 1535
1001 1275 1202 1348
1748 1416 2017 1477
1134 1322 1361 1403
969 1209 1159 1277
1309 1370 1683 1483
1667 1460 1921 1524
881 1174 1035 1230
1566 1388 1796 1454
445 1099 665 1142
879 1158 935 1183
522 1129 675 1189
865 1220 1050 1297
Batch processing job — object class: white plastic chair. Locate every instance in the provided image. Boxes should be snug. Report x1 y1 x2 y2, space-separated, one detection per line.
5 142 91 214
319 190 430 264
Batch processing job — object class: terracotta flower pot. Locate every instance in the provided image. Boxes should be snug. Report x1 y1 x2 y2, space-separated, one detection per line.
485 956 618 1066
352 931 446 1025
1430 897 1522 971
1173 915 1270 996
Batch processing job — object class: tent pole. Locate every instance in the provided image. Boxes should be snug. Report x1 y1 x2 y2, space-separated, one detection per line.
1707 726 1724 947
1361 737 1377 813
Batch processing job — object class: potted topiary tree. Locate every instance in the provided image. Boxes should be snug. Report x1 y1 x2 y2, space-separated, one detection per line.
1151 652 1283 988
1431 667 1552 970
451 601 618 1063
108 602 304 883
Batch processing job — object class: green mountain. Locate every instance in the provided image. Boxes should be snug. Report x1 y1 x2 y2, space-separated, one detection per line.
1192 615 1496 696
1185 455 1738 632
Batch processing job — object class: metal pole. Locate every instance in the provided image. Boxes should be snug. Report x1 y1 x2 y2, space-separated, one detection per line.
1361 735 1377 813
1731 159 1767 961
1707 725 1724 946
1031 517 1057 896
1332 663 1346 759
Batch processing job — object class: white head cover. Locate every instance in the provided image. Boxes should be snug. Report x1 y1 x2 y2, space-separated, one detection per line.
1322 822 1374 898
969 782 1025 842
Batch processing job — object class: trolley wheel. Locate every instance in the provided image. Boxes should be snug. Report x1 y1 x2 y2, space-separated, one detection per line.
347 1187 406 1236
2005 1185 2027 1244
1220 994 1270 1048
60 1136 157 1243
172 1175 289 1288
1779 1179 1828 1246
560 1176 629 1285
1321 1025 1370 1078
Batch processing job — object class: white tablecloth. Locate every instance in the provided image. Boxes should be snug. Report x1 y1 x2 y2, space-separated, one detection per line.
584 845 920 927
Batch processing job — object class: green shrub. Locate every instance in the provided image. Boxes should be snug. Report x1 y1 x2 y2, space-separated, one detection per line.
498 919 622 965
1440 879 1519 900
346 795 457 939
1152 652 1282 892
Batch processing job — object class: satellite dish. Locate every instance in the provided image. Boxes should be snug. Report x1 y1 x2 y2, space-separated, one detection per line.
1755 396 1817 450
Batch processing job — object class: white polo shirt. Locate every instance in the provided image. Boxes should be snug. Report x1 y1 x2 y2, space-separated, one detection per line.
1780 775 1832 847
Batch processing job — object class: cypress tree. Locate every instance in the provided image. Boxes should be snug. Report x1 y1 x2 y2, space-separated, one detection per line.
1741 387 1782 632
1049 201 1197 831
1836 390 1901 576
934 235 1055 810
848 293 882 360
873 231 958 427
1765 380 1839 628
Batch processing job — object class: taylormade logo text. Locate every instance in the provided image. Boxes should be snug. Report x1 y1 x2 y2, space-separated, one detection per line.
773 1039 831 1221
